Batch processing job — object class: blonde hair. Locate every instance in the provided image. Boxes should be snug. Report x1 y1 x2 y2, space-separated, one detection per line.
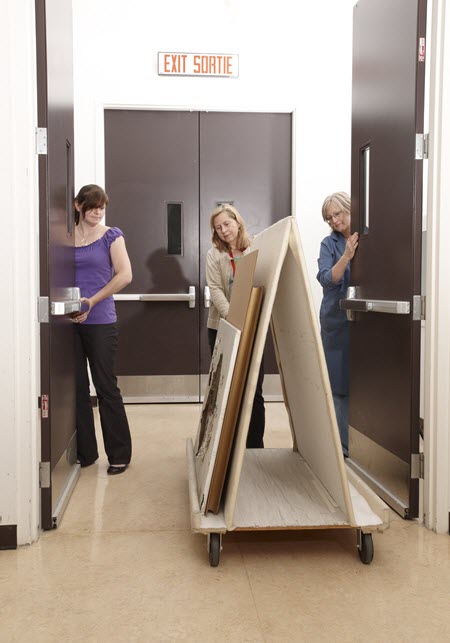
321 191 351 224
210 203 251 252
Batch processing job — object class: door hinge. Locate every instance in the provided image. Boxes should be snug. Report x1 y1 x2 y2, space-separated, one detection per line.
415 133 429 160
412 295 425 321
39 462 51 488
411 453 424 479
38 296 49 323
35 127 48 155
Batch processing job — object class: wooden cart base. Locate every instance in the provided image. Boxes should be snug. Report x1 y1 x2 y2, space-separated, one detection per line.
187 440 389 566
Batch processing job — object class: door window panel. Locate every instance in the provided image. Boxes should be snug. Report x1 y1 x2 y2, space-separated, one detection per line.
167 202 183 255
360 144 370 234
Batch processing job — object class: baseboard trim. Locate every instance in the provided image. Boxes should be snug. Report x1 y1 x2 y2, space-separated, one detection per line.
0 524 17 550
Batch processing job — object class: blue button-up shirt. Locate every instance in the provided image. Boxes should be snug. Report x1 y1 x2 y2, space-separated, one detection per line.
316 230 350 395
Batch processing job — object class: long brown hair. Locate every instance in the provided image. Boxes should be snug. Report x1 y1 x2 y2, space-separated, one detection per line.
209 203 251 252
74 184 109 225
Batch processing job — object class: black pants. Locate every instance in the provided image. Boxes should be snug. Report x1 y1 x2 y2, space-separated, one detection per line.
208 328 265 448
75 323 132 466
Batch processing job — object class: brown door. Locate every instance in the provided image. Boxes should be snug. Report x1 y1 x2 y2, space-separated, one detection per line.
105 110 200 402
199 112 292 388
36 0 79 529
104 110 292 402
344 0 427 518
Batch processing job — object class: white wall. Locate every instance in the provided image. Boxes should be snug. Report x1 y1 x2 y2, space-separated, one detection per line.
73 0 355 314
0 0 40 544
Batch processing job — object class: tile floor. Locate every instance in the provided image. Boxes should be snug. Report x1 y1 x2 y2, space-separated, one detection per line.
1 403 450 642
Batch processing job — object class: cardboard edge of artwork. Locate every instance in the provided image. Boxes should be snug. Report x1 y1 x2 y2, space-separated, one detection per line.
227 250 259 332
287 219 357 525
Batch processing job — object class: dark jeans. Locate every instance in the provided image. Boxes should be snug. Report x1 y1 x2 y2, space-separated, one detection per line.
332 394 349 457
208 328 265 448
75 323 132 466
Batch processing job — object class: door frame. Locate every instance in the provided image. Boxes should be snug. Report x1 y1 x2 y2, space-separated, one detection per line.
423 0 450 533
94 102 297 207
96 103 296 403
1 0 41 547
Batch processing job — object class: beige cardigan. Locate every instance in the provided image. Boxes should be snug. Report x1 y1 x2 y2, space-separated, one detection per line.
206 245 251 329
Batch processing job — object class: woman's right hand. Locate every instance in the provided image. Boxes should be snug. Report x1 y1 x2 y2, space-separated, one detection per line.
72 297 92 323
344 232 359 260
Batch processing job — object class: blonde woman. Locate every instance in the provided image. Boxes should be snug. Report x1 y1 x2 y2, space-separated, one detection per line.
206 204 265 448
317 191 359 457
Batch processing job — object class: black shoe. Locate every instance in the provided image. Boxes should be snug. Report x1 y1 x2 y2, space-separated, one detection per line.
107 464 128 475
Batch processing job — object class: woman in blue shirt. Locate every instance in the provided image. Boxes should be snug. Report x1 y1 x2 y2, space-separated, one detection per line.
317 192 358 457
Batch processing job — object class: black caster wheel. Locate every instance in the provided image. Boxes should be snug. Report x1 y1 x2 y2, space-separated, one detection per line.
209 533 221 567
358 532 374 564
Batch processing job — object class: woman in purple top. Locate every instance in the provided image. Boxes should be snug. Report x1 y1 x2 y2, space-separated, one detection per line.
72 184 132 475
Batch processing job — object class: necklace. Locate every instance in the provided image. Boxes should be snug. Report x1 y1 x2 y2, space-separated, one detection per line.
77 225 96 246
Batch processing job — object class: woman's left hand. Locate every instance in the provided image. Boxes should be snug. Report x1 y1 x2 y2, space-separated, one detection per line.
344 232 359 260
72 297 92 323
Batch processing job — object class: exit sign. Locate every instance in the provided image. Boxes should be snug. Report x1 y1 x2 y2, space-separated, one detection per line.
158 52 239 78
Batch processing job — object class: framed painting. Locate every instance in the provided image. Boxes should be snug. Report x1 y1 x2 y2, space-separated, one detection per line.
205 287 264 514
193 319 241 512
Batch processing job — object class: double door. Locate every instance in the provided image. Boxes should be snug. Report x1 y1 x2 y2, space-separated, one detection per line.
104 110 292 402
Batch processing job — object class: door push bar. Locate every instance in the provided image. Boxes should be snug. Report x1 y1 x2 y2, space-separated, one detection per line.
340 286 410 321
51 287 83 315
114 286 196 308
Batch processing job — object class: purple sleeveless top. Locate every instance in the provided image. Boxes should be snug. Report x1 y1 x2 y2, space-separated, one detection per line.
75 227 124 325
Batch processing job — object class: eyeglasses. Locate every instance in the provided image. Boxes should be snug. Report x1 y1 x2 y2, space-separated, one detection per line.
325 211 343 224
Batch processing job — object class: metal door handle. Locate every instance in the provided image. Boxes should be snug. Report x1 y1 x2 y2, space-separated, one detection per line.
51 287 82 315
114 286 196 308
339 299 410 314
204 286 211 309
340 286 410 320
